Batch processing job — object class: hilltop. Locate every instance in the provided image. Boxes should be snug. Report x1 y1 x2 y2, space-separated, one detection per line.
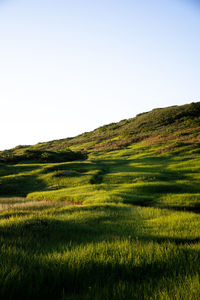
1 101 200 158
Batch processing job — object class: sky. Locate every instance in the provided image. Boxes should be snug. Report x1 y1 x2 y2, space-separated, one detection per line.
0 0 200 150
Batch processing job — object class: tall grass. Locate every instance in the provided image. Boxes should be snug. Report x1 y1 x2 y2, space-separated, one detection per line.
0 136 200 299
0 203 199 299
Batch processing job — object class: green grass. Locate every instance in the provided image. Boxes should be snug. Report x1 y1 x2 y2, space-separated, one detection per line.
0 141 200 299
21 143 200 212
0 202 199 299
1 102 200 299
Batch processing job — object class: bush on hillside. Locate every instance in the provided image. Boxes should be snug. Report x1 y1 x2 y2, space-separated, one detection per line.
0 149 88 164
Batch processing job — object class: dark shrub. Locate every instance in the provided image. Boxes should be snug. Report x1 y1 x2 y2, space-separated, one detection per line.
0 149 88 164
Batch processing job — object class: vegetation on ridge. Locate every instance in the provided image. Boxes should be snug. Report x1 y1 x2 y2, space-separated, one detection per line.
1 101 200 155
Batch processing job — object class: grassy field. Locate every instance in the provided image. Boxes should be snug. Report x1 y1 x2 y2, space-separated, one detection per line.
0 137 200 299
1 103 200 299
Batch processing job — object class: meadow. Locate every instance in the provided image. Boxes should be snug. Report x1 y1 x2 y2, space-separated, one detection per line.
0 137 200 300
1 102 200 299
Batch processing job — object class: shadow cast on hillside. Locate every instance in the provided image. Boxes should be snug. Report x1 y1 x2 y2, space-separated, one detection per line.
0 211 200 299
0 174 47 197
0 164 43 177
0 203 199 253
90 157 200 212
130 203 200 214
1 155 200 213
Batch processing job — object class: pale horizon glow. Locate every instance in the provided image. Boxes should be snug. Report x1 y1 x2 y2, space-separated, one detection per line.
0 0 200 150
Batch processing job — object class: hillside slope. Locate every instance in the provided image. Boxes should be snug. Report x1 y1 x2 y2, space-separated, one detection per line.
1 101 200 299
1 101 200 156
0 101 200 210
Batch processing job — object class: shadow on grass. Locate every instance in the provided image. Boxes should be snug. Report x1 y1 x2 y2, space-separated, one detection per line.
2 247 200 300
0 203 199 253
91 157 189 180
0 174 47 197
138 234 200 245
0 156 200 298
91 157 200 212
0 164 43 177
1 155 200 212
40 162 95 174
0 206 138 247
0 208 200 299
0 211 32 220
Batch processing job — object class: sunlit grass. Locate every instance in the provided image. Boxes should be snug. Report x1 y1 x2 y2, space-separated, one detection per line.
1 138 200 299
0 203 199 299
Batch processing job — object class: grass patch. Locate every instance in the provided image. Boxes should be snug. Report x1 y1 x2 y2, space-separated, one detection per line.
0 203 200 299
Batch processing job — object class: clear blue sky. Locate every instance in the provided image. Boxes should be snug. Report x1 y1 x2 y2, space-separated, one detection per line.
0 0 200 150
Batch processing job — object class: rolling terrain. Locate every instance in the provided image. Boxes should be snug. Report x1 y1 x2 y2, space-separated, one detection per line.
0 102 200 299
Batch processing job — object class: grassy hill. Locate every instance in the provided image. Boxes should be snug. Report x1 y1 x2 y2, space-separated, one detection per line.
0 101 200 299
2 101 200 155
